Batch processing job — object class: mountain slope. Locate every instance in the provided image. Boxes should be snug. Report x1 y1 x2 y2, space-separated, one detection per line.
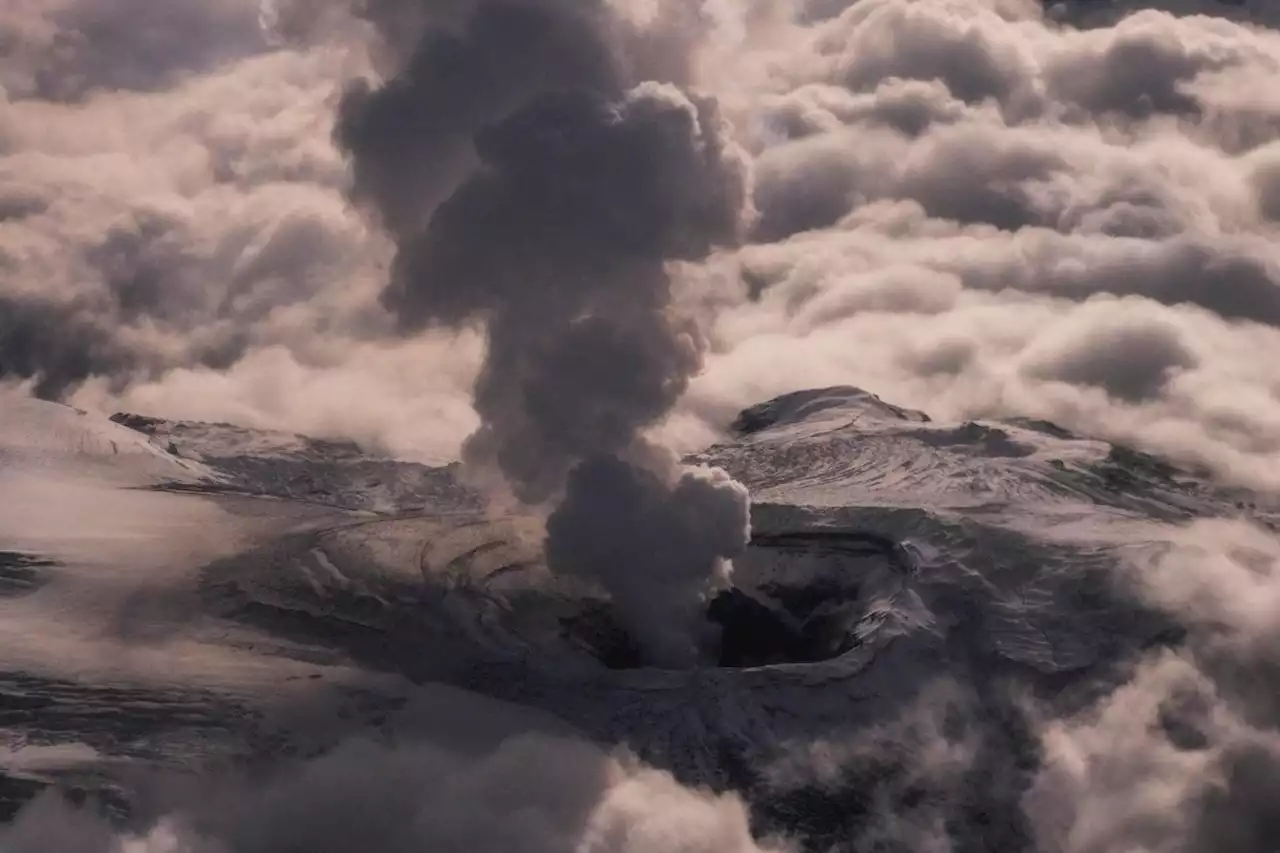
0 385 1273 851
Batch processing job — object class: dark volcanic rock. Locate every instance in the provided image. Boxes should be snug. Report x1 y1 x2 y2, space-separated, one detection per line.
0 773 45 822
0 552 58 597
108 412 165 435
561 585 859 671
707 587 806 668
708 586 860 668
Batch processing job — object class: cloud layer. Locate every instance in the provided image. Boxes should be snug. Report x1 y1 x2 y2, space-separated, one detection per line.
4 0 1280 492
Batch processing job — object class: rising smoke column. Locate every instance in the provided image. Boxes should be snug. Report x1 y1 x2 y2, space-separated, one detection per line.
336 0 754 667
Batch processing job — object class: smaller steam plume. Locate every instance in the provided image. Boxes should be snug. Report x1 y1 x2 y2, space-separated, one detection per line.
337 1 755 667
548 455 751 667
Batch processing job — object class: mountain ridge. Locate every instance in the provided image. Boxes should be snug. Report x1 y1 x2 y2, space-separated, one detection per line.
1 385 1276 851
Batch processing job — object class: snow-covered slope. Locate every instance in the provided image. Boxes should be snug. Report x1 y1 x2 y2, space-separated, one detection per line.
697 385 1245 519
106 412 476 513
0 392 216 487
0 391 410 820
1 386 1274 849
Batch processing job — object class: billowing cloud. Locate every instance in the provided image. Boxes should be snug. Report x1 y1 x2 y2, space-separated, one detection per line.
0 0 268 101
1020 304 1201 402
0 0 486 458
0 699 783 853
1024 519 1280 853
1 0 1279 495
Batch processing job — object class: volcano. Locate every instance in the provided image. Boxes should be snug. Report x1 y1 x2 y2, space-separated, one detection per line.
1 386 1276 851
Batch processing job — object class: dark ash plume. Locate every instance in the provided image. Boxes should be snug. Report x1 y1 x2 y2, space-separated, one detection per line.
335 0 702 239
335 0 626 239
382 85 751 500
0 297 133 400
548 456 751 667
337 1 755 666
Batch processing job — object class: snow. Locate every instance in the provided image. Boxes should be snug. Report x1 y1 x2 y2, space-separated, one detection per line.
0 384 1277 839
0 391 217 487
0 390 412 792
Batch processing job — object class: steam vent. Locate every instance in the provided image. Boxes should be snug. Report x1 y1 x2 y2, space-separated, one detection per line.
564 528 912 670
202 509 914 676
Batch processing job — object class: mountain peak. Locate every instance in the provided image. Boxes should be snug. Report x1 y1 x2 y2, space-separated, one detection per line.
731 386 931 436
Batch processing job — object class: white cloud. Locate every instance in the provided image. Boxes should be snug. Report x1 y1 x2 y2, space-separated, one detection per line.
1024 519 1280 853
3 0 1279 494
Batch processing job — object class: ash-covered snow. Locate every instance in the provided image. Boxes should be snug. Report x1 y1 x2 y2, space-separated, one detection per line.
107 411 479 514
2 385 1277 851
0 395 215 487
